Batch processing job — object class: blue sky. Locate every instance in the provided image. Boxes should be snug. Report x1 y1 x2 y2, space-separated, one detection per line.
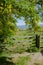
16 19 26 26
40 22 43 26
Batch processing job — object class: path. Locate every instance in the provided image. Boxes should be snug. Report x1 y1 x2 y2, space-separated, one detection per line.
28 52 43 65
8 52 43 65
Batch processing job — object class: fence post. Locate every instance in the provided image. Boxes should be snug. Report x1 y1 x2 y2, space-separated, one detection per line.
36 34 40 48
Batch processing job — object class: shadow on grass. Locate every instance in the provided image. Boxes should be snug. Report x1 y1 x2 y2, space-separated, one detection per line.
0 57 15 65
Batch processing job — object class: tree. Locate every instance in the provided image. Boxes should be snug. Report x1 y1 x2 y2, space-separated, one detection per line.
0 0 17 43
0 0 43 49
12 0 43 32
12 0 43 48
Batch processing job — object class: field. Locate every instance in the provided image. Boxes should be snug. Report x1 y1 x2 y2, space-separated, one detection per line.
0 29 43 65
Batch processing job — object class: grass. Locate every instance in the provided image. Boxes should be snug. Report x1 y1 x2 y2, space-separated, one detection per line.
0 29 43 65
34 63 43 65
12 55 31 65
0 55 31 65
0 30 43 54
0 57 15 65
0 29 41 54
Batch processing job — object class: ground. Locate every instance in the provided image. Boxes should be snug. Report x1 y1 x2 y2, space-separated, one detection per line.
8 51 43 65
0 30 43 65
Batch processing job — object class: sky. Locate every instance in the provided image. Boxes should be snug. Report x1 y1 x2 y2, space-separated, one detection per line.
40 22 43 26
16 18 26 26
16 18 43 26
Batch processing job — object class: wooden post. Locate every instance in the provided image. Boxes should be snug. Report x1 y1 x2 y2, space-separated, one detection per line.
36 34 40 48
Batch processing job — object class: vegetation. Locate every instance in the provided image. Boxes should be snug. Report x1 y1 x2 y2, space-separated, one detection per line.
34 63 43 65
15 56 31 65
0 0 43 42
0 0 43 65
0 30 41 56
0 55 31 65
0 0 17 43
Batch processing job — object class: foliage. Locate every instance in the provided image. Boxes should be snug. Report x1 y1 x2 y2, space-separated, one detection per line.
0 57 15 65
26 44 39 52
0 0 43 42
0 0 17 42
0 1 43 65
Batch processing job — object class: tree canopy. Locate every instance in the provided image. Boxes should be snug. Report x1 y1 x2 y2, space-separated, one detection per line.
0 0 43 42
12 0 43 31
0 0 17 42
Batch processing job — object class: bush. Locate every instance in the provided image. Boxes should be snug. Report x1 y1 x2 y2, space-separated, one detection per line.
26 44 39 52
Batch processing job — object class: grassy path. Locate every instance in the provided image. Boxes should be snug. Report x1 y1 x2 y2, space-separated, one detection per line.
8 52 43 65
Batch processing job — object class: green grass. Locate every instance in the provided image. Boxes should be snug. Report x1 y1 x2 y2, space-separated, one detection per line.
0 30 40 54
0 29 43 65
0 55 31 65
34 63 43 65
15 56 31 65
0 29 43 56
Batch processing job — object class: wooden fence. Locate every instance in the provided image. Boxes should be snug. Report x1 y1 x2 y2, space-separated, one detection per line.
40 36 43 48
12 31 43 48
